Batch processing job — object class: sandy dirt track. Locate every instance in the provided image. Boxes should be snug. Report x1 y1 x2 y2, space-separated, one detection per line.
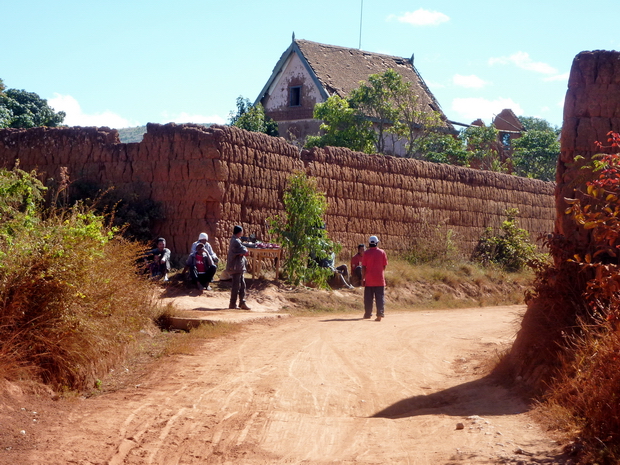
6 305 568 464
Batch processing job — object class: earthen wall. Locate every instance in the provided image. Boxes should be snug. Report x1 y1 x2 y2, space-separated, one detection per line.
0 123 555 259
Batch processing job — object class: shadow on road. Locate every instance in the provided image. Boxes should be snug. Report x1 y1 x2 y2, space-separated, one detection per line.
371 375 529 419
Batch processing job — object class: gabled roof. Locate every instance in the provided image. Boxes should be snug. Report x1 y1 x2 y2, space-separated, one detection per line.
492 109 525 132
256 38 451 125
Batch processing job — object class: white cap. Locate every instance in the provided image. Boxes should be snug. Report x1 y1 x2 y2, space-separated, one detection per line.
369 235 379 245
198 232 208 241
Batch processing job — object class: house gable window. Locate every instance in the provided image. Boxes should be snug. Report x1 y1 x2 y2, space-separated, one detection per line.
289 86 301 107
500 132 511 148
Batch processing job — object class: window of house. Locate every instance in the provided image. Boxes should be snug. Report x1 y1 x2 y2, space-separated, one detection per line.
501 133 511 148
289 86 301 107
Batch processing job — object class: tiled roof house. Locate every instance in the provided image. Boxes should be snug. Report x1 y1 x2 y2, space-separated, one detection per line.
255 38 454 155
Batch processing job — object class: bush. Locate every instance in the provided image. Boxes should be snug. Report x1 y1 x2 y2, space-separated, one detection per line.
268 172 337 287
0 165 157 390
403 213 460 265
472 208 540 271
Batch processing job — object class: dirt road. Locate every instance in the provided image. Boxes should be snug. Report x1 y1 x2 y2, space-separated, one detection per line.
7 305 568 464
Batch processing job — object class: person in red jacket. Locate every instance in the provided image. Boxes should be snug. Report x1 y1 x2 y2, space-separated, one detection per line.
361 235 388 321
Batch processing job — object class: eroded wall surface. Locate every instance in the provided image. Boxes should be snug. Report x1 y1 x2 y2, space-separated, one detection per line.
558 50 620 244
0 123 555 258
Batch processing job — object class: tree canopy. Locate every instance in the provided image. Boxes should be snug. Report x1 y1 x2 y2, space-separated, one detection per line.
305 69 445 156
305 96 375 153
228 96 278 137
511 117 560 181
0 83 65 129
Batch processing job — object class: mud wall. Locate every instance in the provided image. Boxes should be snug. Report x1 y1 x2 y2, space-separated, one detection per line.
0 123 555 258
558 50 620 241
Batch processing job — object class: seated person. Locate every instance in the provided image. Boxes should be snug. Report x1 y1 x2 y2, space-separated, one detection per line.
191 232 219 265
318 249 353 289
149 237 171 281
350 244 365 286
186 242 217 292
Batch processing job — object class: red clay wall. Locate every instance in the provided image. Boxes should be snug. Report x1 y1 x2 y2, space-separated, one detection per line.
558 50 620 243
0 123 555 259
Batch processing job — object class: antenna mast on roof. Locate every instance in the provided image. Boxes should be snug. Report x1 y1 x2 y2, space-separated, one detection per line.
358 0 364 49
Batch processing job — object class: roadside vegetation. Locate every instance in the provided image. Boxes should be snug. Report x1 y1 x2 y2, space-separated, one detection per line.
0 165 165 392
0 161 542 403
506 131 620 464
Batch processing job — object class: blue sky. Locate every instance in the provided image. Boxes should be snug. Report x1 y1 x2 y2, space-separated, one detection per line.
2 0 618 130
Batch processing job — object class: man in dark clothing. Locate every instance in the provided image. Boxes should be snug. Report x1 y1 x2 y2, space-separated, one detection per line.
226 225 251 310
362 235 388 321
350 244 365 286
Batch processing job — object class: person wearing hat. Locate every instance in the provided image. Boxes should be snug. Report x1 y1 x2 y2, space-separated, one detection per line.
361 235 388 321
185 242 217 292
226 225 251 310
191 232 219 266
350 243 365 287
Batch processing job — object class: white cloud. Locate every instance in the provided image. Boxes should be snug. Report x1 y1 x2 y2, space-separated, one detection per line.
451 97 523 124
389 9 449 26
161 111 226 125
452 74 488 89
544 72 570 82
48 94 135 128
425 80 446 89
489 51 557 75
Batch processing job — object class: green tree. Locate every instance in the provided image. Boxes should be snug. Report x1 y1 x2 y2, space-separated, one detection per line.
416 132 469 165
0 88 65 129
228 96 278 136
461 125 504 171
392 88 445 158
305 69 445 156
305 95 375 153
511 117 560 181
268 172 337 287
349 69 402 153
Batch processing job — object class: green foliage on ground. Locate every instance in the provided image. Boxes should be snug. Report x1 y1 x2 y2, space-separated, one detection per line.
0 165 159 391
229 96 278 136
472 208 541 272
268 172 337 287
0 83 65 128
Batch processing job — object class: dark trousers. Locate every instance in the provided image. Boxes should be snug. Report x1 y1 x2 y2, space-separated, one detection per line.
195 265 217 287
230 272 246 307
364 286 385 318
351 266 362 286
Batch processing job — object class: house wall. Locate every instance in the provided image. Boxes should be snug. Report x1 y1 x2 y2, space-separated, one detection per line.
261 53 323 141
0 123 555 261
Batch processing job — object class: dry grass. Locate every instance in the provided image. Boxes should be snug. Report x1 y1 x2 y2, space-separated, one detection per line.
278 257 533 317
537 323 620 463
162 322 241 356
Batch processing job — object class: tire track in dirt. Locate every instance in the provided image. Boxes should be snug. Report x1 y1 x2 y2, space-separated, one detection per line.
15 306 568 465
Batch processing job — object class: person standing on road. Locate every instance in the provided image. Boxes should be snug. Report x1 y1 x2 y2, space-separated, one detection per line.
226 225 251 310
362 235 388 321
